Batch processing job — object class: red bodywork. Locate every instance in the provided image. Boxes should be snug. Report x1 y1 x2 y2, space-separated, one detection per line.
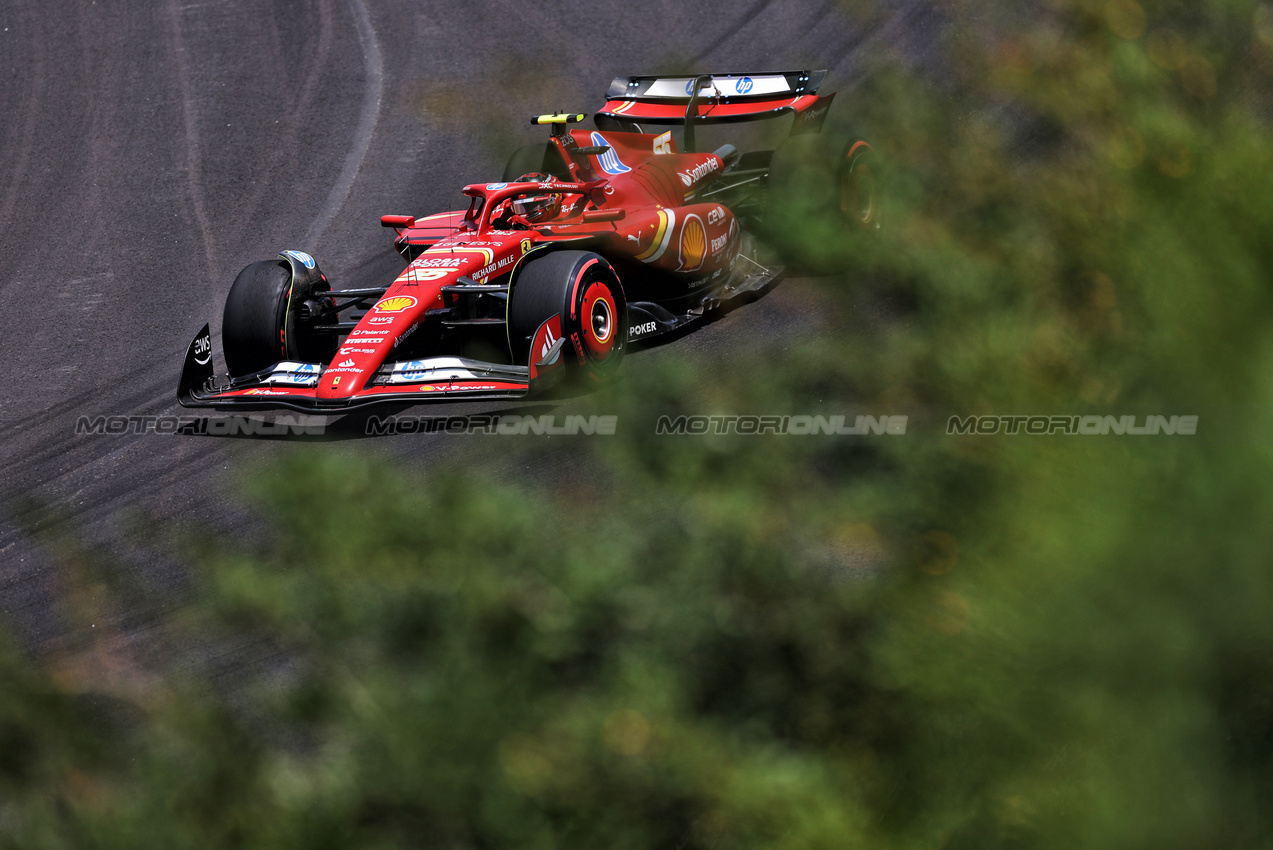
180 71 836 411
222 129 740 404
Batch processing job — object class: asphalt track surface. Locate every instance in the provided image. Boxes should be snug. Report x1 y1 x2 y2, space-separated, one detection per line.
0 2 943 657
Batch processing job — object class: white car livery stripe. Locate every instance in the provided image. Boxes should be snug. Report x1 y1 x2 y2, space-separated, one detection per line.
635 209 676 264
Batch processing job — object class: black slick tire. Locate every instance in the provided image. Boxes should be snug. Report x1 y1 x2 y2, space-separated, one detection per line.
222 259 291 377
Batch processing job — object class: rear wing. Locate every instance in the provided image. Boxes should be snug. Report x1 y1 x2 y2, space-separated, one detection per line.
597 70 831 126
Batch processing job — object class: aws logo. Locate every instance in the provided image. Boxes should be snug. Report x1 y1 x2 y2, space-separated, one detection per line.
589 132 630 175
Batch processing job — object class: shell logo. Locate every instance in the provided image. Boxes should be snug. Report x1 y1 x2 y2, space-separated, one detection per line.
373 295 418 314
678 215 706 272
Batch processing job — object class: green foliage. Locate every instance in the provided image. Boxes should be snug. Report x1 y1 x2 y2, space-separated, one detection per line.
8 0 1273 846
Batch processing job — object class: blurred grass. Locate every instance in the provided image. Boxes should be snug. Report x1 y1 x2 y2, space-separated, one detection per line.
8 0 1273 846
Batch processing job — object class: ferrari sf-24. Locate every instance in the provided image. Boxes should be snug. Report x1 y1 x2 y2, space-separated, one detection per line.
178 70 879 411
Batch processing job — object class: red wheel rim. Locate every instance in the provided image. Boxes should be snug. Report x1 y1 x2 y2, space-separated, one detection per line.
580 280 617 359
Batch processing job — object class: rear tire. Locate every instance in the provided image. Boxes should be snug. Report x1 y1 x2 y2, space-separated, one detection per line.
222 260 290 377
839 140 880 233
765 134 880 273
508 251 627 383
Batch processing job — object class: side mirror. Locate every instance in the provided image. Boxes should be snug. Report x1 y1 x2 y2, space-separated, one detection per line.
381 215 415 228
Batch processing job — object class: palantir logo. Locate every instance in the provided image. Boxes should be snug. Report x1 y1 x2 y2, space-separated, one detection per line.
736 77 753 95
589 132 630 175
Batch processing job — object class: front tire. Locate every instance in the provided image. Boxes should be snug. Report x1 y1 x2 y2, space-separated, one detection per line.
508 251 627 383
222 260 291 377
222 257 335 377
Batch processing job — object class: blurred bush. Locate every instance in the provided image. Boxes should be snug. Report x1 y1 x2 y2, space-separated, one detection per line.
7 0 1273 847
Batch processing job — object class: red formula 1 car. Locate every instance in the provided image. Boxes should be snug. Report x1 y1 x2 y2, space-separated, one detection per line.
178 71 879 411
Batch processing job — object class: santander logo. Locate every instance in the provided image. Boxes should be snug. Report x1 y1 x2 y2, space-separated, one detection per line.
679 157 720 187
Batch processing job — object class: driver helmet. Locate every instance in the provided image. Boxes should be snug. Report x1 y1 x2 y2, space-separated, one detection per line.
510 172 563 223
